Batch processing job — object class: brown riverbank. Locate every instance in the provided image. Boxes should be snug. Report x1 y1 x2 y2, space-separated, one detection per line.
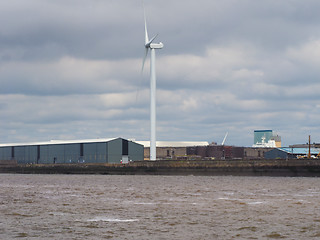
1 159 320 177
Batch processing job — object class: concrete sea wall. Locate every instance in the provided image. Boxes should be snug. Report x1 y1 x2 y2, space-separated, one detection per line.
1 159 320 177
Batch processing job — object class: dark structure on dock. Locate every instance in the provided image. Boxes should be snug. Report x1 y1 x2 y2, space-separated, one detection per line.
187 145 245 159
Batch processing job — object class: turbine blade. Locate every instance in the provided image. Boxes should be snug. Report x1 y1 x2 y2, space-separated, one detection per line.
148 34 158 45
143 1 149 45
222 132 228 145
141 48 149 74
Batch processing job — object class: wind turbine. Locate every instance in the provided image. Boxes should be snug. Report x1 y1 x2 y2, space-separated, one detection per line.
141 2 163 161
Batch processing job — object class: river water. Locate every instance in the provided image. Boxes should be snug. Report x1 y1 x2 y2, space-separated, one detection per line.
0 174 319 239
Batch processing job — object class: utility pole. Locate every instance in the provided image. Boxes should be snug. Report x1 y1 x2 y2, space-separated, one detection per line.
308 135 311 159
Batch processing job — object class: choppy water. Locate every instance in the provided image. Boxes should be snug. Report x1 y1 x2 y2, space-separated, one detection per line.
0 174 320 239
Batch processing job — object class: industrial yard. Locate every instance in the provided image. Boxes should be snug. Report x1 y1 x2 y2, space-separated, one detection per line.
1 130 320 177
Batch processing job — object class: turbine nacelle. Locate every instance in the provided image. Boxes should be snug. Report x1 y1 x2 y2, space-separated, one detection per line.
150 42 164 49
142 34 163 73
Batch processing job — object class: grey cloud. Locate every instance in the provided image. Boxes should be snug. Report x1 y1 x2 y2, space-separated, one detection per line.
2 0 320 146
1 57 142 95
0 1 143 61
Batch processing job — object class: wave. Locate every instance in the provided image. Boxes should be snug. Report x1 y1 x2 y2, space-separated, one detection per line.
86 217 139 222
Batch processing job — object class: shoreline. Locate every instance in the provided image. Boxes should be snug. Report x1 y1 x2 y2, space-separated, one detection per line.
1 159 320 177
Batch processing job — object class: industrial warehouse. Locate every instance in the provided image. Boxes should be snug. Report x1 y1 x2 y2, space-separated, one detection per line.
0 138 144 164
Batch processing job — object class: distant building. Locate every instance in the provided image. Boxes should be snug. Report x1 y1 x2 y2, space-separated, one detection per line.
252 130 281 148
0 138 143 164
138 141 245 160
244 147 273 159
289 143 320 148
187 145 244 160
138 141 209 160
264 148 320 159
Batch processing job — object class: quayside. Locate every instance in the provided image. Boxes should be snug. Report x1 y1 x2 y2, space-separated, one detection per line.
1 159 320 177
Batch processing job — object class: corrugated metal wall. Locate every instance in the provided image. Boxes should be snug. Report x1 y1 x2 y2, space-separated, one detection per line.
15 146 26 163
83 142 107 163
129 141 144 161
0 147 11 160
108 138 122 163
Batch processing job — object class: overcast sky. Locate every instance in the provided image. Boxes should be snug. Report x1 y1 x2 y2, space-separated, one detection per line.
1 0 320 147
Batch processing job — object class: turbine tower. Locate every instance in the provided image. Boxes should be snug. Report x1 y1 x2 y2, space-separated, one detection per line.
141 3 163 161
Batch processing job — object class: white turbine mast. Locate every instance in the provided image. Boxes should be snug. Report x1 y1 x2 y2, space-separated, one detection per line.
141 2 163 161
